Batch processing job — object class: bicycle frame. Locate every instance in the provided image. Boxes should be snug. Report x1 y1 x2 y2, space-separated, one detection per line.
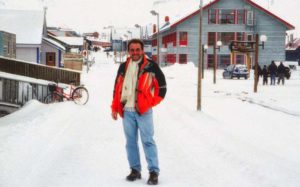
54 84 76 101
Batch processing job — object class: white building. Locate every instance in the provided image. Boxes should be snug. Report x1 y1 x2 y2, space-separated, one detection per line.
0 8 65 67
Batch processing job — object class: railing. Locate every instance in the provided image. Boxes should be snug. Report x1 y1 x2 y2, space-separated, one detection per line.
0 77 50 106
0 56 81 85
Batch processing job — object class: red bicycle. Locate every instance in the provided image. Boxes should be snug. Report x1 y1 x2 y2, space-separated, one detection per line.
44 82 89 105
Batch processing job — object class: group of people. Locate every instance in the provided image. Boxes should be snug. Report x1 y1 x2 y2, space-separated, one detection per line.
259 61 286 85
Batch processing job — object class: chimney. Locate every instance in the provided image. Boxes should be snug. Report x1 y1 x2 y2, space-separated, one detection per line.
165 16 170 23
290 34 294 43
153 24 157 33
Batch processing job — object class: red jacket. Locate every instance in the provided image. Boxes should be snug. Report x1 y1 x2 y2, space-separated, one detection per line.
111 55 167 117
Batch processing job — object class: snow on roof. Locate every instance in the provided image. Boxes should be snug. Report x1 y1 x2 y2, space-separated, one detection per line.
42 37 66 51
0 70 52 86
53 36 84 46
286 38 300 50
0 9 44 44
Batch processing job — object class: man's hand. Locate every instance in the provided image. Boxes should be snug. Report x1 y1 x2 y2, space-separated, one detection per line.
111 112 118 120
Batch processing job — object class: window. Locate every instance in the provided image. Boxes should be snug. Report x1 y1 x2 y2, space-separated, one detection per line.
208 9 217 24
246 11 254 26
162 32 176 47
237 32 243 41
219 55 231 68
207 54 230 68
166 54 176 63
152 39 157 47
218 32 234 45
3 44 7 54
179 32 188 46
247 34 253 41
237 10 245 24
236 54 245 64
219 9 235 24
208 32 216 46
207 54 214 68
179 54 187 64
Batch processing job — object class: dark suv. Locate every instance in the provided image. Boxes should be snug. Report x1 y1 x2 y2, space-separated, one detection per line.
223 64 249 79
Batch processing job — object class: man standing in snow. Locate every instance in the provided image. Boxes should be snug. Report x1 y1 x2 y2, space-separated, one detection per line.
111 39 167 185
277 62 285 85
268 60 277 85
262 65 269 85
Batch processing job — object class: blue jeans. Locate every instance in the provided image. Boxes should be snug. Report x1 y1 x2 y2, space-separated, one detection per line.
122 108 159 173
270 74 276 85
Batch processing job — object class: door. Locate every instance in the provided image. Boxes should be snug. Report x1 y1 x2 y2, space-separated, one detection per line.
46 52 56 66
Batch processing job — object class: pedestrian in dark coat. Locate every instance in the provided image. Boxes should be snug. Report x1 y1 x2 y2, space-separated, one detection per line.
277 62 285 85
262 65 268 85
257 65 262 83
268 61 277 85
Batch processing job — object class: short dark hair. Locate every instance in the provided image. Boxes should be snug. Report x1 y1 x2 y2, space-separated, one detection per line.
128 39 144 51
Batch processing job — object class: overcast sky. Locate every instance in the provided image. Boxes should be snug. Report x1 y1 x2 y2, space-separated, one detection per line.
1 0 299 37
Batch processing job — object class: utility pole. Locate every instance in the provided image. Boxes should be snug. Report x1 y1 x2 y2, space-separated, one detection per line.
254 33 259 93
213 42 217 84
197 0 203 111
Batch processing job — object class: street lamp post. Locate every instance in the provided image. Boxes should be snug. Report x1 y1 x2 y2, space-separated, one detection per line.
151 10 160 65
120 37 123 62
213 41 222 84
254 34 267 93
127 30 132 39
135 24 143 39
197 0 204 111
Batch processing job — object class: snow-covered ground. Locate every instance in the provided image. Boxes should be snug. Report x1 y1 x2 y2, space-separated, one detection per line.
1 52 300 187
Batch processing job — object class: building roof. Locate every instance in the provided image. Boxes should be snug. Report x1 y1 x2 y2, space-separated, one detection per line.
52 36 84 46
0 9 44 44
286 38 300 50
42 37 66 51
167 0 295 31
47 27 80 37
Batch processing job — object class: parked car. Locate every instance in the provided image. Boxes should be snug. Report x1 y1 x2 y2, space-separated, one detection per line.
223 64 249 79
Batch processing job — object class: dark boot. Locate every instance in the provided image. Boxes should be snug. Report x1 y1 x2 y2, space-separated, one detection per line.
147 171 158 185
126 169 141 181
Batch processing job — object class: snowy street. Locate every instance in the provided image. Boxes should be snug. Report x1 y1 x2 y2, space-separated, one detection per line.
1 52 300 187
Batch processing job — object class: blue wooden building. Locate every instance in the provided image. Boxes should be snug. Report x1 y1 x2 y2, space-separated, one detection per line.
151 0 295 68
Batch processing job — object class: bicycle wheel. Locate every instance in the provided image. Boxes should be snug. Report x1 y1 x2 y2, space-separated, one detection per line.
71 87 89 105
44 93 63 104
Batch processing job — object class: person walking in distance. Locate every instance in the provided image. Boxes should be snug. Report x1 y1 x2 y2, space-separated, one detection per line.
277 61 285 85
262 65 268 85
111 39 167 185
268 60 277 85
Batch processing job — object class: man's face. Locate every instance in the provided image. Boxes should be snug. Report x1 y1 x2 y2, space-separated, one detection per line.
129 43 144 61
